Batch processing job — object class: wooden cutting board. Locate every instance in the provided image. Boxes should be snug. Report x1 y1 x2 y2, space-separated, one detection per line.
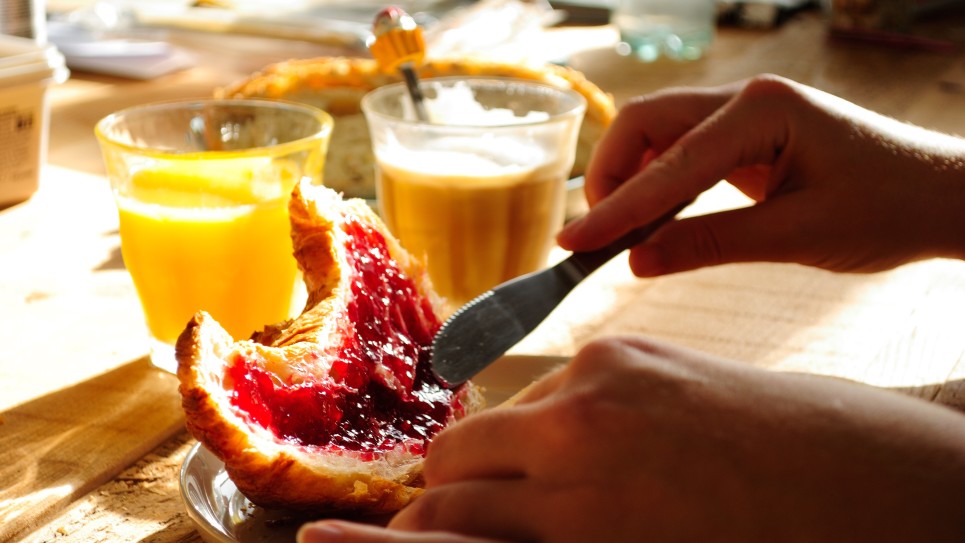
0 356 184 542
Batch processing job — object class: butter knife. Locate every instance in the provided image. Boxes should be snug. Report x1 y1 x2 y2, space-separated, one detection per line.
431 201 690 386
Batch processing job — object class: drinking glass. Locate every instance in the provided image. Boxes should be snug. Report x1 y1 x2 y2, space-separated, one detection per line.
362 77 585 310
96 99 333 372
613 0 716 62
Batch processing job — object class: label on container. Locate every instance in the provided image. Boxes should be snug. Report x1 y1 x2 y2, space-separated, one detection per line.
0 84 42 205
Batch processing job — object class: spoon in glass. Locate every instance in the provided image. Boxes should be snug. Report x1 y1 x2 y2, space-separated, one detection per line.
369 6 430 122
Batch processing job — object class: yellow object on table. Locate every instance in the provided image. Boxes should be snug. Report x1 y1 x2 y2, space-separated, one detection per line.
368 5 426 74
115 159 299 345
95 100 333 371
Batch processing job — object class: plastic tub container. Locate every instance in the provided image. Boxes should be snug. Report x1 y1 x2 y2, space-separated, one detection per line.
0 34 68 207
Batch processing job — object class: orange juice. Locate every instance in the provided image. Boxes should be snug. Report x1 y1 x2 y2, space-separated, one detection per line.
96 99 331 372
116 160 300 344
377 146 568 306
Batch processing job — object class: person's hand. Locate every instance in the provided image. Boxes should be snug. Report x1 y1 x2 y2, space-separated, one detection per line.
297 521 500 542
300 336 965 542
557 74 965 277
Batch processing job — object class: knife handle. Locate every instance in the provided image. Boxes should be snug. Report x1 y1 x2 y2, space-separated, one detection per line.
565 200 692 278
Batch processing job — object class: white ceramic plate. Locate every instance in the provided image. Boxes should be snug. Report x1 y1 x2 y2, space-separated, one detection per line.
179 354 567 543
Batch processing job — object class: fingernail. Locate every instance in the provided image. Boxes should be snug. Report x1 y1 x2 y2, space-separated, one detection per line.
630 246 665 277
297 522 343 543
557 216 586 248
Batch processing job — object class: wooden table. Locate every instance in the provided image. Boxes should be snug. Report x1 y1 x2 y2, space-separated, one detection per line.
4 7 965 542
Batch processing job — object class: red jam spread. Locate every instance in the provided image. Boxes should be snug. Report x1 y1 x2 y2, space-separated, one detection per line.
226 216 457 457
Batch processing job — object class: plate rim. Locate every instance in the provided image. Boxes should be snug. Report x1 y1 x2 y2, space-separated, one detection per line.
179 441 237 543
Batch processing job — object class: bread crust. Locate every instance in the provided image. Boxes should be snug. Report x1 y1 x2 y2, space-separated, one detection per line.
176 182 484 513
217 56 615 197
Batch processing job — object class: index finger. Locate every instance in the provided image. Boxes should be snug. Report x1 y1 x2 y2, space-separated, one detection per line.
583 82 739 207
559 76 793 252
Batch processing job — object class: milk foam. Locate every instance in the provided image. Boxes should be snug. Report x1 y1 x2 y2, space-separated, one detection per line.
404 81 551 126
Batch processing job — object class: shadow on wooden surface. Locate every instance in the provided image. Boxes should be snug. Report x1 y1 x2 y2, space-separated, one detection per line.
0 356 184 542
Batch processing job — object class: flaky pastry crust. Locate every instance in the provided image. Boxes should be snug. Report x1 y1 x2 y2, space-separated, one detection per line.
217 56 616 197
176 182 484 514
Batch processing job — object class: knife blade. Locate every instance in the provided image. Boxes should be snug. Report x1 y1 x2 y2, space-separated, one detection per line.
431 200 690 386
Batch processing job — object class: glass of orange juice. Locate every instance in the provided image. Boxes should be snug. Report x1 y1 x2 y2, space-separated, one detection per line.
95 99 333 372
361 77 586 310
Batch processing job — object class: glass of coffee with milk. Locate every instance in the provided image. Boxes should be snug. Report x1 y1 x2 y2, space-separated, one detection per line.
362 77 586 310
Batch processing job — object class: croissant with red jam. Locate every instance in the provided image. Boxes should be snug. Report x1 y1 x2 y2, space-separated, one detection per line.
176 182 484 513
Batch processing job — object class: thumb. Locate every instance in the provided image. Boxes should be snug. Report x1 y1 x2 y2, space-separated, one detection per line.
626 199 817 277
298 520 503 543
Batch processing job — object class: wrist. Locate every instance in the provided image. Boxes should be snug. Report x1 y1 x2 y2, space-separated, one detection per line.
902 134 965 262
925 165 965 262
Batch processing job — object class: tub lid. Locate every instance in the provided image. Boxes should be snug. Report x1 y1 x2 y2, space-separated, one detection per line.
0 35 69 89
